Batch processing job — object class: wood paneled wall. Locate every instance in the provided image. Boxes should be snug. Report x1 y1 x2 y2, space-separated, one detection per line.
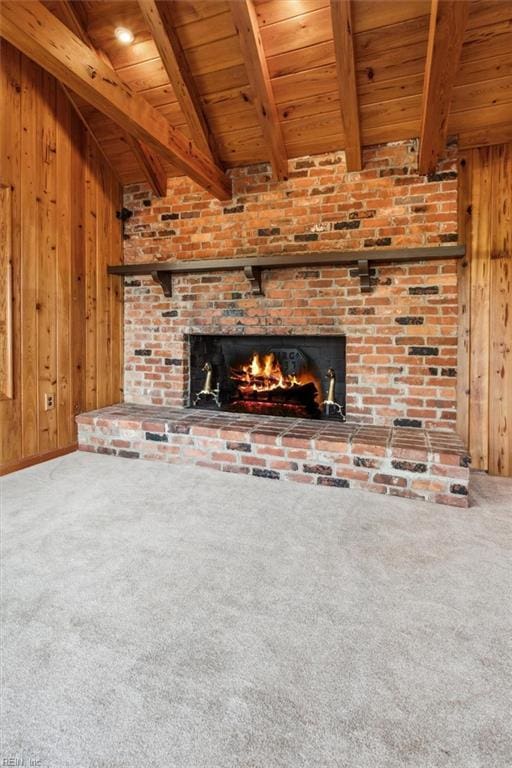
0 42 123 474
458 143 512 477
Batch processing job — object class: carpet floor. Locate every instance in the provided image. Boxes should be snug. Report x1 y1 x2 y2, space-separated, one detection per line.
1 451 511 768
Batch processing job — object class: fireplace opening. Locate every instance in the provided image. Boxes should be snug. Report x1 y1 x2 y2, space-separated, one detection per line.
188 334 346 420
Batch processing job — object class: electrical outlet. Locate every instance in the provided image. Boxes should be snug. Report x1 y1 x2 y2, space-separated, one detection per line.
44 393 55 411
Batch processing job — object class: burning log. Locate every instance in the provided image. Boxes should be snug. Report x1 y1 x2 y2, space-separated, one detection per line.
229 350 321 418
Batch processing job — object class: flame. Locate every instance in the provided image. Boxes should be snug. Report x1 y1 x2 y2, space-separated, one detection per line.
231 352 313 394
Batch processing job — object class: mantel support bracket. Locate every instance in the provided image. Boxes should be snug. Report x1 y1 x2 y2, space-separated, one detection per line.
244 265 263 295
357 259 371 293
151 270 173 297
111 246 465 297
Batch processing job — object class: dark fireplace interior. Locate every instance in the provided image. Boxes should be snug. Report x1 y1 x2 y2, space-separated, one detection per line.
188 334 346 420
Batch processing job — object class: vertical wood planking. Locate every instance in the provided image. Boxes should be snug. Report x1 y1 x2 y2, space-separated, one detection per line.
55 85 73 446
95 152 111 406
0 185 14 400
460 141 512 477
469 147 491 470
37 70 58 452
70 109 86 424
84 133 98 411
110 173 123 404
456 151 472 447
113 174 123 404
20 57 40 458
2 46 22 461
0 44 124 474
488 143 512 476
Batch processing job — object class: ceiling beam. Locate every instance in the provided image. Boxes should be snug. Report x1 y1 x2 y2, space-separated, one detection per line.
64 89 122 183
418 0 470 174
124 133 168 197
229 0 288 181
51 1 120 179
53 0 168 196
330 0 362 172
138 0 220 166
53 0 90 45
0 0 231 200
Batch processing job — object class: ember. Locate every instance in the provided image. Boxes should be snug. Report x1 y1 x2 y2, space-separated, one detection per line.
229 352 321 418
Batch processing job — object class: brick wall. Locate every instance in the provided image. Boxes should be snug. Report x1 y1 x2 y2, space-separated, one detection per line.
122 141 459 429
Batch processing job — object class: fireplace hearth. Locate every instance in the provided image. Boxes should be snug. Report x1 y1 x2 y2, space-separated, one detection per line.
188 334 346 420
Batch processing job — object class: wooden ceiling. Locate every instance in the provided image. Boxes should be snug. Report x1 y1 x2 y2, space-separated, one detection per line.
6 0 512 191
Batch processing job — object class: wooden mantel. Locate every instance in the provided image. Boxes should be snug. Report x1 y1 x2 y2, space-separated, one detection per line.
107 245 465 296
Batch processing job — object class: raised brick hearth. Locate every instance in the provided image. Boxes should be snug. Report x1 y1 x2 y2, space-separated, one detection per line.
77 405 470 507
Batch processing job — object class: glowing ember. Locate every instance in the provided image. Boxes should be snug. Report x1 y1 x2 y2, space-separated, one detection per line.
231 352 304 393
229 351 322 418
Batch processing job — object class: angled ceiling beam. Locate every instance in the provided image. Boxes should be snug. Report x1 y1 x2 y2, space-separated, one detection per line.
418 0 470 174
124 133 168 197
138 0 221 166
54 0 90 44
229 0 288 181
64 89 122 183
55 0 167 196
330 0 362 171
0 0 231 200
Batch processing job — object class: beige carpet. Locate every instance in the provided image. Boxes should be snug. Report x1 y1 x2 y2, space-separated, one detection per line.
1 451 511 768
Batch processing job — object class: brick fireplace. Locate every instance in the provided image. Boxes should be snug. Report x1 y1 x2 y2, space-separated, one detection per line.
77 140 470 505
121 140 459 430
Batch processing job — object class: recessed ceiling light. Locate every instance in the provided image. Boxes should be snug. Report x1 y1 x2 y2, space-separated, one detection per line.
115 27 134 45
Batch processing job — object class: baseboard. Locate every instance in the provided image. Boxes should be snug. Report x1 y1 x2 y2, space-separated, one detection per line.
0 444 78 476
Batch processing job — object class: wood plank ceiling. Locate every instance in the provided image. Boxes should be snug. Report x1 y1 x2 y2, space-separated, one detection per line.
38 0 512 187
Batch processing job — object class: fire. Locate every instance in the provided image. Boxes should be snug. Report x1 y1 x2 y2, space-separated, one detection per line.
231 352 303 393
228 350 323 418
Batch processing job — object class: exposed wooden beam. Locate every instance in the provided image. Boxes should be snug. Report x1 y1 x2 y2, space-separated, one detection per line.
49 1 122 183
229 0 288 181
0 1 231 200
64 89 122 183
138 0 220 166
54 0 168 196
124 133 167 197
419 0 470 174
330 0 362 171
53 0 90 45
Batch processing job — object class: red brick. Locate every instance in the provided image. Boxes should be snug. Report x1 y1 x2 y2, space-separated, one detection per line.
286 473 315 484
282 436 312 448
251 432 281 445
432 452 463 466
335 468 370 481
241 455 266 467
373 473 407 487
411 478 447 492
211 451 237 463
190 426 220 438
351 443 387 457
270 460 299 471
219 428 251 441
388 487 426 500
434 493 469 508
391 447 429 462
222 464 250 474
431 464 469 479
76 415 94 425
141 420 166 432
314 438 350 452
256 446 286 457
